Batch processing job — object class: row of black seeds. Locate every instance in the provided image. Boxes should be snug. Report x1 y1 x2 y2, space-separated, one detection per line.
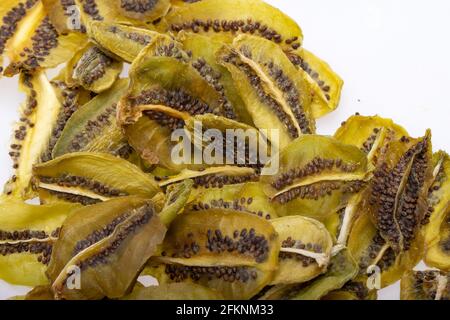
75 46 114 85
69 104 116 152
46 190 102 206
205 227 270 263
77 204 154 270
121 0 158 13
39 174 128 198
192 58 237 120
108 25 152 46
165 264 257 283
130 88 217 117
0 241 53 265
222 51 299 139
274 181 341 204
286 53 331 101
191 197 271 220
272 157 359 190
0 0 39 73
41 81 80 162
170 18 302 50
81 0 103 21
192 173 259 189
361 128 381 154
73 213 131 255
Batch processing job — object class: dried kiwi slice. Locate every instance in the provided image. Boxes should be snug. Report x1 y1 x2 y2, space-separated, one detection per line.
33 152 160 205
161 0 303 50
47 196 167 300
41 0 82 34
124 282 224 300
367 131 433 254
52 79 131 158
424 151 450 271
0 196 80 287
260 249 358 300
334 114 409 164
218 35 316 149
87 21 159 63
4 72 65 199
400 270 449 300
67 44 123 93
119 38 224 170
286 48 344 118
3 2 87 76
0 0 40 75
153 208 279 299
270 216 333 285
178 32 250 122
261 135 370 220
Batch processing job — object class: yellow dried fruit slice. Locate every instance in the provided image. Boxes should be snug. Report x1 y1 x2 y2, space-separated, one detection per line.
124 282 224 300
401 270 449 300
0 196 80 287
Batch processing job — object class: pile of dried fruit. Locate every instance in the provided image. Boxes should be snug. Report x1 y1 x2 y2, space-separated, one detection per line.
0 0 448 300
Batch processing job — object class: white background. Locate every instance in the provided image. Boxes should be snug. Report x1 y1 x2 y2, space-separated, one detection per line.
0 0 449 299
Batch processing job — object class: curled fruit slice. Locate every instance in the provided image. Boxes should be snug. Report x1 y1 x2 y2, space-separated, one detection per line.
33 152 160 205
219 35 316 149
401 270 449 300
4 72 64 199
261 135 370 220
178 32 249 122
87 21 159 63
367 131 433 254
52 79 131 159
161 0 303 50
334 114 409 164
260 249 358 300
154 208 279 299
68 44 123 93
124 283 224 300
0 196 80 286
3 2 87 76
286 48 344 118
119 39 224 170
424 151 450 271
347 208 423 288
270 216 333 285
47 196 167 300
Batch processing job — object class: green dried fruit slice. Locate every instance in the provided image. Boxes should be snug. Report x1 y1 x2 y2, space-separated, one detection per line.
4 72 64 199
271 216 333 285
400 270 449 300
424 151 450 271
87 21 159 63
260 249 358 300
347 208 424 288
153 208 279 299
334 114 409 164
0 196 80 287
3 2 87 76
218 36 316 149
161 0 303 50
52 79 131 158
261 135 370 220
158 179 194 226
68 44 123 93
47 196 167 300
178 32 251 122
33 152 160 205
124 282 224 300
